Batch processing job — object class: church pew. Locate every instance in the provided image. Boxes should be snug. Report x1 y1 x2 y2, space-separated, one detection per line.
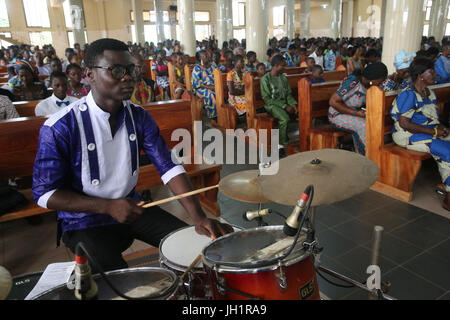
297 78 348 152
0 99 222 223
13 100 42 117
244 69 347 153
184 64 204 124
366 83 450 202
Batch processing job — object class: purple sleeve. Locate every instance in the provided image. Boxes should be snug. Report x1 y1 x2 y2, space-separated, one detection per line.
32 125 70 205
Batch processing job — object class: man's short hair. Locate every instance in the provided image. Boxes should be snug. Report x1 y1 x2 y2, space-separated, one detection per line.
271 54 285 67
256 62 265 69
85 38 129 68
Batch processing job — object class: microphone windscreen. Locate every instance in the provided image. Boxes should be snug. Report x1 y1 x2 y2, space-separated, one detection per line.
243 212 250 221
283 222 298 236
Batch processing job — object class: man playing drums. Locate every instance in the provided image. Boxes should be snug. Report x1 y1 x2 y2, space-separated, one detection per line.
32 38 233 273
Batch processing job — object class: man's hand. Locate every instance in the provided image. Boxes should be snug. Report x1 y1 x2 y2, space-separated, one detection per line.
194 218 235 240
355 109 366 118
285 105 298 114
106 198 144 224
437 124 449 138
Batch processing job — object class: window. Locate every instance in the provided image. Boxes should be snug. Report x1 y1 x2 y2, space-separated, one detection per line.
423 24 429 37
144 24 171 44
150 11 169 23
130 11 153 22
195 25 210 41
23 0 51 28
131 25 136 44
0 0 10 27
273 6 285 27
67 31 88 48
29 31 53 47
446 22 450 36
0 32 11 38
195 11 210 22
425 0 432 21
63 0 72 28
233 0 245 27
233 28 246 42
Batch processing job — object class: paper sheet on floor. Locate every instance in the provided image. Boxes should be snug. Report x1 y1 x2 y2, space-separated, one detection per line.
25 261 76 300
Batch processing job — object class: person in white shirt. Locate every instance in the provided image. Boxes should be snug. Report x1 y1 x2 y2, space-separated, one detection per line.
35 71 78 117
308 47 324 68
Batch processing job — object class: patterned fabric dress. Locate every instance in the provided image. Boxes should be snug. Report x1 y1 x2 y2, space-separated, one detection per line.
283 52 296 67
226 70 247 115
328 74 367 154
192 64 217 118
173 66 185 93
380 78 412 92
67 83 90 98
131 79 153 105
391 88 450 192
152 61 170 89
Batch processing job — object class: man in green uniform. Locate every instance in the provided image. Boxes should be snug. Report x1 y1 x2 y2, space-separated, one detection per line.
260 54 298 154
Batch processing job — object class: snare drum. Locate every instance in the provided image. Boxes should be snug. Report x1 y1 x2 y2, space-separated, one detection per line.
159 225 240 300
202 225 320 300
32 267 178 300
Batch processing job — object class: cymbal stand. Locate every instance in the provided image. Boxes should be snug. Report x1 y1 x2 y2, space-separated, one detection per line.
302 207 322 255
255 202 268 227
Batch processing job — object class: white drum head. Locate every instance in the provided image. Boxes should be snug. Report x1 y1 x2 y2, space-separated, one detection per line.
160 225 240 272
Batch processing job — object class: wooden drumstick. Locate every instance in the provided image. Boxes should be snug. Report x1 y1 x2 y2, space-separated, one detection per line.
140 184 219 209
180 254 202 281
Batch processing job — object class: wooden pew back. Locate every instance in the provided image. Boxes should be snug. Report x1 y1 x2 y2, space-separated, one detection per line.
13 100 42 117
297 78 342 151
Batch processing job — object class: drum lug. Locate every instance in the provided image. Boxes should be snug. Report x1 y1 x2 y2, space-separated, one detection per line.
275 263 287 293
213 266 227 296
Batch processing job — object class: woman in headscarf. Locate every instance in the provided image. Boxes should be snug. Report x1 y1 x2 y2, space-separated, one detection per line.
328 62 388 155
391 58 450 210
191 50 217 119
381 50 415 92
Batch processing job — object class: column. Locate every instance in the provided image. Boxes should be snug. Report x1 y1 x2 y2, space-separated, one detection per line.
177 0 196 56
69 0 86 47
217 0 233 48
381 0 426 74
132 0 145 45
330 0 342 39
246 0 269 62
429 0 450 43
286 0 295 39
341 0 353 38
299 0 310 39
154 0 165 43
379 0 387 37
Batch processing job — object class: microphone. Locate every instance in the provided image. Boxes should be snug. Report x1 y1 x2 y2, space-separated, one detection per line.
74 243 98 300
283 185 312 236
243 208 272 222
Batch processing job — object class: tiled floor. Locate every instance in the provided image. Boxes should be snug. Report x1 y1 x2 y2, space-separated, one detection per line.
1 129 449 300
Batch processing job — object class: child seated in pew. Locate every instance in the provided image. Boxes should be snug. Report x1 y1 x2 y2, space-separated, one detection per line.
227 55 247 116
256 63 266 78
66 63 90 98
152 51 171 100
44 58 63 88
283 45 297 67
245 51 258 71
35 71 78 116
305 57 315 73
264 48 280 71
171 52 186 100
222 50 234 73
309 65 325 84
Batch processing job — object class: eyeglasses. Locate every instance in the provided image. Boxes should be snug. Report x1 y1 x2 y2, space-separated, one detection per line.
92 64 136 80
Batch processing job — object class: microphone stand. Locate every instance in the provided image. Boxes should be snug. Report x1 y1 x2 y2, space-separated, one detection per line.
256 202 268 227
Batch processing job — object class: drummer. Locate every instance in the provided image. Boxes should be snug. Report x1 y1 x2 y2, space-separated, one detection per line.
32 38 233 273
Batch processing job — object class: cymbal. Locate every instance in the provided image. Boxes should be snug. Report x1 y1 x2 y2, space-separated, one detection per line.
219 170 269 203
258 149 379 206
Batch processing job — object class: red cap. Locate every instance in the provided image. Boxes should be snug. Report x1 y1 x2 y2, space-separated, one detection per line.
301 193 310 201
75 254 88 265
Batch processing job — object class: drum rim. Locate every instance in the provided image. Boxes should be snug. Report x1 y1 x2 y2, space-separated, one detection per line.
31 267 179 300
159 224 242 273
159 225 207 273
201 225 311 274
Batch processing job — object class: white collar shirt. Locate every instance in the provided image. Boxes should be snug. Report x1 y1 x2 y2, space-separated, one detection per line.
35 94 79 117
